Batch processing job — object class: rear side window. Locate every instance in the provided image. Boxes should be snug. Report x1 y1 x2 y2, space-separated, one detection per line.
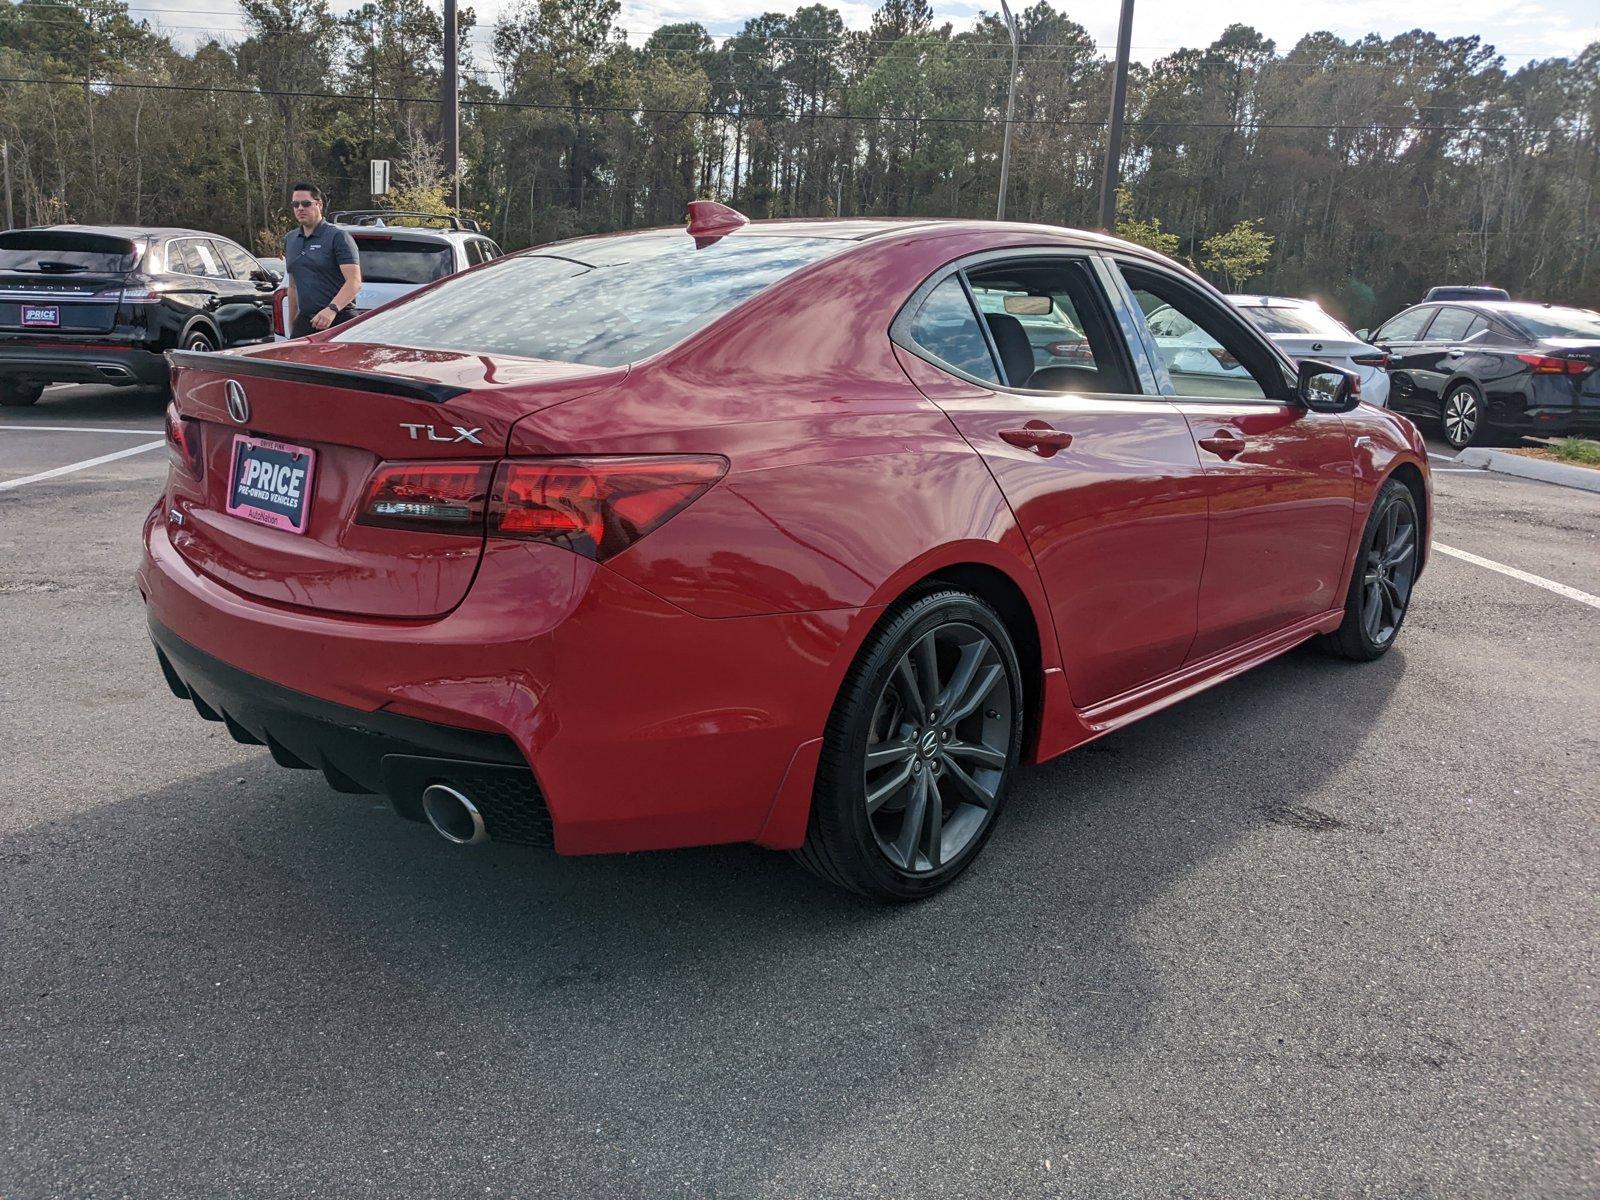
355 239 455 286
1424 307 1476 342
338 233 847 367
0 231 139 274
907 276 1000 384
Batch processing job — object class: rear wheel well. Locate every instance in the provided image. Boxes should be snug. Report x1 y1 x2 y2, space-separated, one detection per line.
1388 461 1427 539
913 563 1044 754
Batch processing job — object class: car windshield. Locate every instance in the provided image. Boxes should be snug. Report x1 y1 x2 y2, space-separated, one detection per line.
336 232 848 366
1511 308 1600 338
354 240 456 286
1239 304 1352 339
0 230 140 274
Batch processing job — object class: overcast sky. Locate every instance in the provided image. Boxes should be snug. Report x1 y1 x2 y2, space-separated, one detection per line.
138 0 1599 66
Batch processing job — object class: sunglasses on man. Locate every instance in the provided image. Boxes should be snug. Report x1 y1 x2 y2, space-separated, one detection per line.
290 199 317 209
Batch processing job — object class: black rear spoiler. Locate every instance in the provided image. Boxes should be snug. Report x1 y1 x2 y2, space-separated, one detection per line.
166 349 468 403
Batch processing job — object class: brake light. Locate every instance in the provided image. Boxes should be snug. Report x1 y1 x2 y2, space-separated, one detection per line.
1516 352 1589 376
356 461 493 533
270 286 287 337
489 456 727 561
165 403 203 478
1351 351 1390 368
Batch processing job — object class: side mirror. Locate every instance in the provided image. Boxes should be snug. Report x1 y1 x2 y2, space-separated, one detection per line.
251 267 280 284
1354 328 1370 342
1298 359 1360 412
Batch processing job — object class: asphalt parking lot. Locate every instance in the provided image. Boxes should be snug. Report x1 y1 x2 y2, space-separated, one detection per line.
2 386 1596 1199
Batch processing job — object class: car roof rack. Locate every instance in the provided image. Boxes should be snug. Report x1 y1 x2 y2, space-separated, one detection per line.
330 209 481 233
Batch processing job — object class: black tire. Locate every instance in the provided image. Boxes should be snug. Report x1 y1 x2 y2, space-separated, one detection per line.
1318 478 1422 661
0 381 44 407
183 328 218 353
794 589 1025 901
1440 382 1494 450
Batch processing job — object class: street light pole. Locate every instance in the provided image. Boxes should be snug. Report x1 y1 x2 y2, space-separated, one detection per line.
442 0 460 211
1097 0 1136 231
996 0 1019 221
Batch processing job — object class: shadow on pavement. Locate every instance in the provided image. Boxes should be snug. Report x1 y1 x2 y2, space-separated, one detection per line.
0 642 1407 1196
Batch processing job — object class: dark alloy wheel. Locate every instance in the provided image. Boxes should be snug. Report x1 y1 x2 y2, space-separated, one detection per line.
1441 384 1487 450
1320 478 1421 661
186 331 216 353
796 590 1024 900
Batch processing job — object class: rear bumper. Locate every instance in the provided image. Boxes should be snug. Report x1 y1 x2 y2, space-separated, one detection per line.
1513 407 1600 438
0 342 167 387
150 620 554 845
138 502 863 855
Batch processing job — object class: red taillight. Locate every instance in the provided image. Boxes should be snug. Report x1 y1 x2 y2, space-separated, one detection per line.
1351 351 1391 368
489 456 727 561
1516 352 1589 376
164 403 203 478
356 461 493 534
270 286 288 337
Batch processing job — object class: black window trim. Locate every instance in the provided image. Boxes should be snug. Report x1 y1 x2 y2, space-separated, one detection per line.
889 246 1151 400
1110 255 1298 404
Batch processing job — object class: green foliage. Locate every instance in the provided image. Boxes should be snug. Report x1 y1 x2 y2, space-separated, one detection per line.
1202 219 1275 292
1554 438 1600 466
0 0 1596 317
1114 188 1180 258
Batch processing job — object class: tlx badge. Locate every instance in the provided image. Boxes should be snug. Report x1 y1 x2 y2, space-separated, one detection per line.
399 423 483 445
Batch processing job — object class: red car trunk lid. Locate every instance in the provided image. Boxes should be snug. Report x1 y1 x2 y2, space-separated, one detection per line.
165 341 626 618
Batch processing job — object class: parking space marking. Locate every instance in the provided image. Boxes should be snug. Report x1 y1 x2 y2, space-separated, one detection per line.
0 441 165 492
1433 542 1600 610
1428 452 1459 463
1 424 163 436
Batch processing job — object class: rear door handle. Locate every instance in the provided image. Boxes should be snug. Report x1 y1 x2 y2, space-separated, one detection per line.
999 424 1074 457
1197 430 1246 460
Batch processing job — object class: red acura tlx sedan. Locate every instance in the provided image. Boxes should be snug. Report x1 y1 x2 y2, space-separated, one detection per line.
139 202 1431 900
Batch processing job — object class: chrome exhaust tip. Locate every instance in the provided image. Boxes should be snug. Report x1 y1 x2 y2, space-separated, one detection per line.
421 783 487 845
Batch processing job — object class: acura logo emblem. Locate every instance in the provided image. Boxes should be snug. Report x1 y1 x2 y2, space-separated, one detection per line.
224 379 250 424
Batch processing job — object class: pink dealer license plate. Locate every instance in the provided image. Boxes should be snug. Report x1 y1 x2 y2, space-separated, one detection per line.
225 434 317 534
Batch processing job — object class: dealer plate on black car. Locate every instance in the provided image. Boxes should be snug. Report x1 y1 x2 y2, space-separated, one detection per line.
226 434 317 534
21 304 59 327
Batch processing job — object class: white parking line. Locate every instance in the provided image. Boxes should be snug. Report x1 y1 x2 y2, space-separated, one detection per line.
1433 543 1600 610
1 424 163 436
0 440 165 492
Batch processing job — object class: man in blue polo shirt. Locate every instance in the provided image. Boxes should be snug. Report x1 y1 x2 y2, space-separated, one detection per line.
283 182 362 338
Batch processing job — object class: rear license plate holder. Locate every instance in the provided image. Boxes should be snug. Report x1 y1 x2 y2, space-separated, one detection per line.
226 434 317 534
21 305 60 327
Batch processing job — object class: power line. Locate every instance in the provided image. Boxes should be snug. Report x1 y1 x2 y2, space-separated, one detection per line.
0 73 1582 136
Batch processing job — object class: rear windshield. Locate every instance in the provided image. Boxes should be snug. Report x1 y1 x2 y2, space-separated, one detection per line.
0 230 140 274
1239 304 1352 338
1511 308 1600 339
354 238 456 286
336 232 847 367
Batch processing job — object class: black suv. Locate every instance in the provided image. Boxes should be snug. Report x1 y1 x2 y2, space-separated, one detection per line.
1362 300 1600 449
0 225 275 406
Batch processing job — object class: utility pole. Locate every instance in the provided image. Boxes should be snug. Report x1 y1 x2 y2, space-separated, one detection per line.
1 141 13 231
996 0 1019 221
1097 0 1135 231
442 0 460 211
